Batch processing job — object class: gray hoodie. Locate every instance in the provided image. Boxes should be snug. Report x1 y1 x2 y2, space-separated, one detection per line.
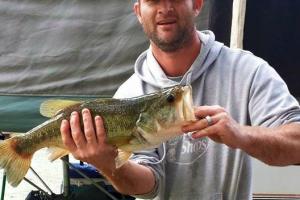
114 31 300 200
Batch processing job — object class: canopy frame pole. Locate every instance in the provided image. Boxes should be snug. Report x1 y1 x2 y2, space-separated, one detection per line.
230 0 247 49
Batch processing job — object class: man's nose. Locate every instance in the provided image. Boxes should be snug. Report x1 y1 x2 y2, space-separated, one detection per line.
158 0 175 15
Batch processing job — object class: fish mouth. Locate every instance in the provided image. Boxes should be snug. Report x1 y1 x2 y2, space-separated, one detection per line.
178 85 196 123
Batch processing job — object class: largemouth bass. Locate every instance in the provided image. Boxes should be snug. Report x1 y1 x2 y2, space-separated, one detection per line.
0 85 195 187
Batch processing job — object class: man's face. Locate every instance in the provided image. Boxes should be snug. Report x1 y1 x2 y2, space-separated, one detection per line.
134 0 201 52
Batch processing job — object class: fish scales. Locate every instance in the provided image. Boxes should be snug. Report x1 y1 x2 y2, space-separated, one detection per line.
15 115 64 155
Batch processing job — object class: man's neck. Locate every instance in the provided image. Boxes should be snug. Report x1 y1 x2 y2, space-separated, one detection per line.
151 31 201 77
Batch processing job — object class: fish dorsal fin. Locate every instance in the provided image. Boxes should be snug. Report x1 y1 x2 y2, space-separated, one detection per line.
47 147 69 161
115 149 132 168
40 99 82 118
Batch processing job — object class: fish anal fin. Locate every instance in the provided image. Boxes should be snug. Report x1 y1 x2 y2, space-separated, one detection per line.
115 149 132 168
0 138 32 187
40 99 82 118
48 147 69 161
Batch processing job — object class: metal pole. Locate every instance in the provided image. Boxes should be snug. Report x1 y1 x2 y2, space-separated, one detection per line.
61 156 70 198
29 167 54 195
63 161 118 200
23 178 49 195
1 172 6 200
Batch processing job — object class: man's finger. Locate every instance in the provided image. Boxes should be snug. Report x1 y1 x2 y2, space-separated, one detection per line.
70 111 86 148
60 119 76 151
82 108 97 144
194 105 226 119
182 115 217 133
94 115 106 144
191 126 216 139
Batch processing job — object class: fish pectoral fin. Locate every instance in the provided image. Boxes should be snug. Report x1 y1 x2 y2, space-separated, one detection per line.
115 149 132 168
40 99 82 118
48 147 69 161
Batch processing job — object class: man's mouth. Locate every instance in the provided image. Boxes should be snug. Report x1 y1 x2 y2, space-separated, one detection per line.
157 19 177 26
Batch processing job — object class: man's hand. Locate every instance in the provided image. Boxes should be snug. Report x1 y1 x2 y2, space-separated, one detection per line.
60 108 118 172
60 108 156 195
182 105 300 166
182 105 248 149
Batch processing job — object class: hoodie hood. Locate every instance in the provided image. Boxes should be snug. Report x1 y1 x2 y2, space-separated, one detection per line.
134 30 224 89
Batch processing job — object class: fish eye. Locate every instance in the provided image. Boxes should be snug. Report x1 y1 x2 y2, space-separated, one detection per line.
166 94 175 103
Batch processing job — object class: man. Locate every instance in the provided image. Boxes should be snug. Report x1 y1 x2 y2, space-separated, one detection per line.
60 0 300 199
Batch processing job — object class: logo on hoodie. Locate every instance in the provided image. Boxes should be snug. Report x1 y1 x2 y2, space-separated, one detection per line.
166 133 209 165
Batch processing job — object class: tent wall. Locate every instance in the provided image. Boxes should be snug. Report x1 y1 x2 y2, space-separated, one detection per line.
0 0 144 96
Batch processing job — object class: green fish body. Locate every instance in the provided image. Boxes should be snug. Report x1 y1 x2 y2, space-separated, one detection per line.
0 85 195 187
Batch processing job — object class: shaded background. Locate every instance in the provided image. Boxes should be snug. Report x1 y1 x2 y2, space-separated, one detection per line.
244 0 300 98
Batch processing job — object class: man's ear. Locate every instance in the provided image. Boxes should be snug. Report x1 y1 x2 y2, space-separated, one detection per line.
193 0 203 17
133 2 143 24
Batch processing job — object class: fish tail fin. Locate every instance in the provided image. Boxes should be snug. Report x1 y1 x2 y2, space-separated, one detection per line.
0 138 32 187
